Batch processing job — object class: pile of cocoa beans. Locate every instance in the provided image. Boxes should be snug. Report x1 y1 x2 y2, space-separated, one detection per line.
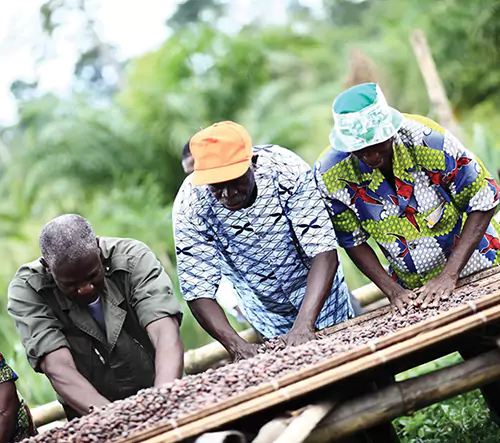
26 284 493 442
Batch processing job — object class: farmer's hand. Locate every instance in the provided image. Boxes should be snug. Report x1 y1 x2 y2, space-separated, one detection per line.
228 342 260 362
284 325 316 347
416 272 457 309
388 288 417 315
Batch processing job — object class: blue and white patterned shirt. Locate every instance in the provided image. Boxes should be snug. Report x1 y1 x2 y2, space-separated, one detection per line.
173 145 353 338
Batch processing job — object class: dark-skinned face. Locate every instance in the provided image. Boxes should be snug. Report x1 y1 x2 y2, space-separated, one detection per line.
45 251 105 306
351 137 394 170
208 166 256 211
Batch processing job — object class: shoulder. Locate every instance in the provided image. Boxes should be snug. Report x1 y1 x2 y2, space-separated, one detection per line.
99 236 151 256
400 114 446 152
255 144 309 170
254 145 312 189
0 354 17 382
9 259 50 296
173 175 211 221
315 146 352 175
99 237 155 273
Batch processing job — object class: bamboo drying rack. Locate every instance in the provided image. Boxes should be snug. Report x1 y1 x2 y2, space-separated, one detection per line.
120 267 500 443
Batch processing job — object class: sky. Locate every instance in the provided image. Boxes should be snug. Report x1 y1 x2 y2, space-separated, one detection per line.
0 0 322 126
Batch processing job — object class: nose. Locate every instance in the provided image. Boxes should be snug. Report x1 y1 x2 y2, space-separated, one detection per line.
221 186 237 199
362 150 380 164
77 283 94 296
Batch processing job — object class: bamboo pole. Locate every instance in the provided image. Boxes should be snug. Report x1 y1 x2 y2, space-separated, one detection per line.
306 349 500 442
409 29 462 139
273 400 337 443
184 329 259 375
32 401 65 428
122 300 500 443
352 283 384 307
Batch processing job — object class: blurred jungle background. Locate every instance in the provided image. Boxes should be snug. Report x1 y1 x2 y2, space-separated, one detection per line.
1 1 500 440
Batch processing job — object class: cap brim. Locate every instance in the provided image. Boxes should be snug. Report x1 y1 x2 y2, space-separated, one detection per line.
191 160 251 186
330 107 404 153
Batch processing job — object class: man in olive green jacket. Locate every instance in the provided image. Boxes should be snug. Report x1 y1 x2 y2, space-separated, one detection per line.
8 214 183 420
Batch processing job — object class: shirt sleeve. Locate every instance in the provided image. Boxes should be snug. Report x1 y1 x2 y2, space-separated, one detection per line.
314 162 370 249
129 245 183 329
173 183 222 302
277 149 339 258
0 354 18 383
7 282 69 371
443 131 500 214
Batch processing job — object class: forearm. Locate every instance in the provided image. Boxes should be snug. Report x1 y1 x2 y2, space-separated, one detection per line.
188 298 247 352
41 349 110 416
154 337 183 386
346 243 404 298
0 382 19 443
294 250 338 330
443 208 495 277
147 317 184 387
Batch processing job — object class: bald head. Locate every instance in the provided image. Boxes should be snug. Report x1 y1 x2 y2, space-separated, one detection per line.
39 214 98 270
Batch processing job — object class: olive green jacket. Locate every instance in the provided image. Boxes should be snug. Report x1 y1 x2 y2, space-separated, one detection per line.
7 237 181 418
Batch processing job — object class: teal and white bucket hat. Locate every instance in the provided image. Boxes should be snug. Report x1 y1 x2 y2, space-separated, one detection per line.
329 83 404 153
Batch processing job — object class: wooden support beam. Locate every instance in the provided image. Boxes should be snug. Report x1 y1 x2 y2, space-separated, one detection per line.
306 349 500 442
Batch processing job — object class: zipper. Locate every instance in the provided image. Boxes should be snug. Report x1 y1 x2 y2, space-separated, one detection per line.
93 347 106 365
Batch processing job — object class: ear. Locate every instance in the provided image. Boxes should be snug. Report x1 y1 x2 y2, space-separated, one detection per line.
40 257 49 270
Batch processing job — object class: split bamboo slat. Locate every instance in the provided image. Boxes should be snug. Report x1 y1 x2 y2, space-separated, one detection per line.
136 303 500 443
33 267 500 430
122 289 500 443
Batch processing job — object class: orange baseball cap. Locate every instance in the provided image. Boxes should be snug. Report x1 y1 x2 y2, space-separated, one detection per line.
190 121 253 186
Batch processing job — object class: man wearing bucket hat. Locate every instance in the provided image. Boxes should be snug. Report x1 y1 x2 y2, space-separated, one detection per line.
315 82 500 314
173 121 353 360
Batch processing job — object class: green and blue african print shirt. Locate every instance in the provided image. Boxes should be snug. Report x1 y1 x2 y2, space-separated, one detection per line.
315 114 500 289
0 353 37 441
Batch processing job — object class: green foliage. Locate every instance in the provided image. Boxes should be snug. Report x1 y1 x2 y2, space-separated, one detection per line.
394 354 500 442
1 0 500 420
395 390 500 443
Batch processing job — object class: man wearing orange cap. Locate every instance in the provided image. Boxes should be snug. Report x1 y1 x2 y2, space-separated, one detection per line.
173 121 353 361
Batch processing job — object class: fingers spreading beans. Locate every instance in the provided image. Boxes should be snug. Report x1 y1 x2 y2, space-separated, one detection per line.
26 284 493 443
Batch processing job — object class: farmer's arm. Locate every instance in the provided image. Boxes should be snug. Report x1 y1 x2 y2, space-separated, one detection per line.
129 244 184 384
173 185 259 361
346 243 415 315
146 317 183 386
189 299 259 361
418 129 500 307
417 208 495 307
40 348 110 416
